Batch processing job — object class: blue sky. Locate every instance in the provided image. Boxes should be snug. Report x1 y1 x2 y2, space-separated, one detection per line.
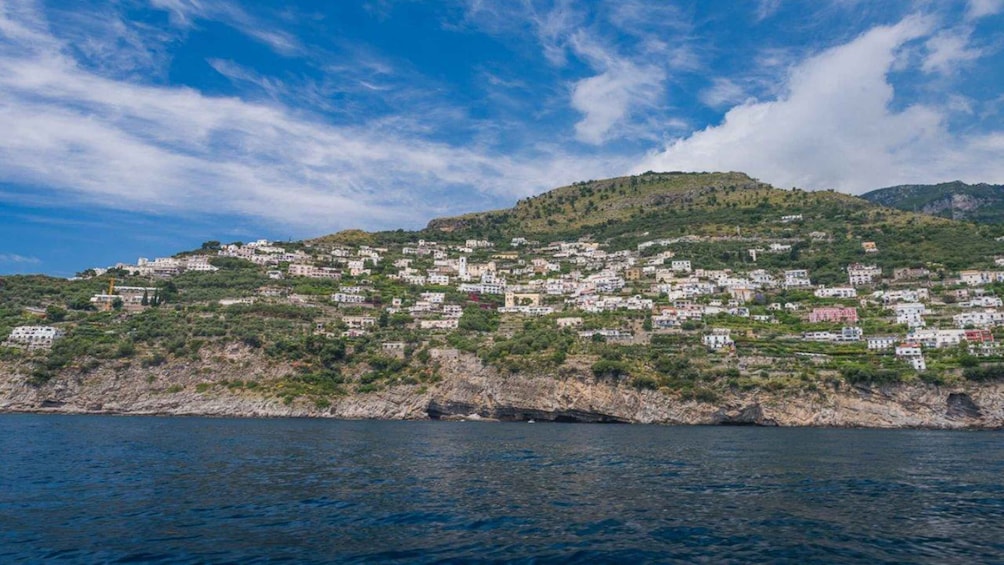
1 0 1002 276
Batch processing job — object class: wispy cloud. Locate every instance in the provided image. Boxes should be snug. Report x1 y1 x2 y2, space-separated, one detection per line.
966 0 1004 20
459 0 698 146
568 33 665 144
0 1 624 232
922 28 983 74
636 14 1004 193
755 0 783 22
0 253 41 264
699 78 748 109
149 0 302 55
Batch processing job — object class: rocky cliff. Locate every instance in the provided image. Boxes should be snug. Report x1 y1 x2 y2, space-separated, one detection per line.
2 346 1002 429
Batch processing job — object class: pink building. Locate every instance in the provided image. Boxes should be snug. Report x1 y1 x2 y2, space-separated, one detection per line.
809 307 859 324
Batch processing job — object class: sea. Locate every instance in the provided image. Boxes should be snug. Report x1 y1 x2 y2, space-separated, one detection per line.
1 415 1002 564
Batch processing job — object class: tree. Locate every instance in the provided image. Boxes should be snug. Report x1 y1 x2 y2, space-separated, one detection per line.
157 281 178 303
69 297 95 311
389 312 413 328
112 297 124 310
141 290 149 306
459 306 497 332
45 305 67 322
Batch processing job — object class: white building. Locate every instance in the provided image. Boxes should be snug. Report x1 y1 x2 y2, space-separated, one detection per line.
702 329 734 350
894 303 926 328
877 289 930 304
671 260 692 273
4 326 65 350
867 336 897 350
814 286 857 299
332 293 366 304
959 270 1004 286
895 342 927 371
954 309 1004 329
783 270 812 288
847 264 882 286
556 317 584 328
419 319 460 330
288 264 341 279
458 282 506 295
342 316 376 329
908 329 966 349
578 329 632 341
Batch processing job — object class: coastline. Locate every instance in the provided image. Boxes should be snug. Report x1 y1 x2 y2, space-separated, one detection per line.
2 350 1002 430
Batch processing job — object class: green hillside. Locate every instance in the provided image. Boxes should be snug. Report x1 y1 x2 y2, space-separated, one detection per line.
421 172 1004 274
861 181 1004 223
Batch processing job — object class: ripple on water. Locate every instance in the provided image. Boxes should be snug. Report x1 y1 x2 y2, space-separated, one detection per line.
2 416 1003 563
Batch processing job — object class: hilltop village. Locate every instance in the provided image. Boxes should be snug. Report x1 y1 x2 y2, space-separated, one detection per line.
10 226 1004 386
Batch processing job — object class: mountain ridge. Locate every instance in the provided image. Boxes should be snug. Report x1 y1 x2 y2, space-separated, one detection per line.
861 181 1004 223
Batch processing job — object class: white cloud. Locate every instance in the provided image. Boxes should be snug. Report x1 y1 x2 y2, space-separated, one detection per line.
923 29 982 74
966 0 1004 20
755 0 783 22
0 252 40 264
699 78 748 109
459 1 695 146
568 33 665 144
0 2 624 233
149 0 301 55
636 15 1004 192
0 253 41 264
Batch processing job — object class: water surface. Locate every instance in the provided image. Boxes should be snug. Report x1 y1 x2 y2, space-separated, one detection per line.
1 415 1002 563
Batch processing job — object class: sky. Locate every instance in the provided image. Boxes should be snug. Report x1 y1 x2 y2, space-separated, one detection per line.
0 0 1002 276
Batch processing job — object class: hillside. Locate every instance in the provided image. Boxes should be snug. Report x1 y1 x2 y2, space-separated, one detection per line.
5 171 1004 427
861 181 1004 223
424 171 1003 273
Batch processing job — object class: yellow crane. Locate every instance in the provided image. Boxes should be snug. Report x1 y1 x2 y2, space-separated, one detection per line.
107 277 116 295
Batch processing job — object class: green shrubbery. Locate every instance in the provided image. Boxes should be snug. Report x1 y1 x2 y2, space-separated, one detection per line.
962 364 1004 382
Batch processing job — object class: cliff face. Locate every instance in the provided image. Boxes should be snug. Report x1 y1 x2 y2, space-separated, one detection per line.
1 347 1002 429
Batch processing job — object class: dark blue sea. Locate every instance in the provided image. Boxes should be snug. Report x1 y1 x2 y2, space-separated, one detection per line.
2 415 1003 563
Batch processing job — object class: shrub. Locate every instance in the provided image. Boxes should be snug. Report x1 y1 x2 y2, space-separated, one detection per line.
141 353 166 368
963 364 1004 382
592 359 629 379
631 374 659 390
841 365 901 385
918 371 946 385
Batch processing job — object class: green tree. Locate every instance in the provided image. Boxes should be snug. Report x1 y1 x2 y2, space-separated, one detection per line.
459 306 497 332
45 305 67 322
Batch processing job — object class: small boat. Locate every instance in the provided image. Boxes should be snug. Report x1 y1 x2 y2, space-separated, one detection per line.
527 419 535 424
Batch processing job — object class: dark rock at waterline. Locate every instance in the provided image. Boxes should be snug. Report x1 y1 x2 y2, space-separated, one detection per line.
946 393 982 420
713 404 778 426
425 400 628 423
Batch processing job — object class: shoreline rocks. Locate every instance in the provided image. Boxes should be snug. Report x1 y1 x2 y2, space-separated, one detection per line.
2 352 1003 429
